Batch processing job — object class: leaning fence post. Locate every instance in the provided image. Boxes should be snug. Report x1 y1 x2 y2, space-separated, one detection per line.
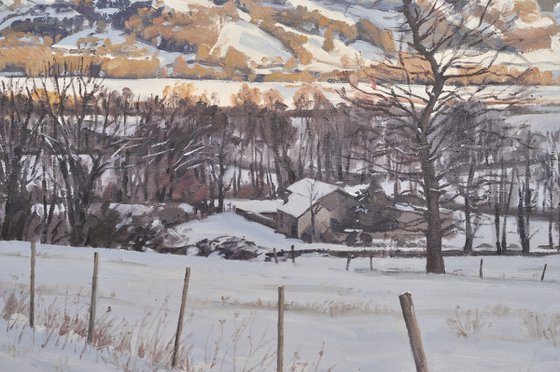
273 248 279 264
30 241 36 329
87 252 99 345
277 286 285 372
172 267 191 368
399 292 428 372
541 263 548 281
479 258 484 278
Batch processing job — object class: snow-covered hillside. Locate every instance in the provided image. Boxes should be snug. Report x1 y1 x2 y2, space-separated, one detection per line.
1 0 559 80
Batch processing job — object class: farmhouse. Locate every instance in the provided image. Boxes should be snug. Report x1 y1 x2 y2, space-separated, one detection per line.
276 178 357 241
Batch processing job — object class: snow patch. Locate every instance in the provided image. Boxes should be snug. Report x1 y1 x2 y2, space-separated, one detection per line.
211 19 291 62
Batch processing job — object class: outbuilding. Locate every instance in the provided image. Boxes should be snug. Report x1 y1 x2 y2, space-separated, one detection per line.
276 178 357 241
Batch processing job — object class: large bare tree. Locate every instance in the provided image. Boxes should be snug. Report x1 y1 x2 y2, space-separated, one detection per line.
344 0 527 273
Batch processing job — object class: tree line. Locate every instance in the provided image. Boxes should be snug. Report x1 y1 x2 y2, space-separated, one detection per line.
0 67 382 247
0 66 557 260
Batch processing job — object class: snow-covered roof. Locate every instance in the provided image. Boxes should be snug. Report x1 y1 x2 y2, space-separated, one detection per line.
277 178 341 218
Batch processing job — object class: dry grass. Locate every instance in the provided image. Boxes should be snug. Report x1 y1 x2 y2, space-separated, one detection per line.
523 312 560 347
2 289 28 321
196 311 275 372
225 296 396 317
288 342 335 372
447 306 487 337
1 289 317 371
1 289 29 334
0 288 183 369
489 304 512 317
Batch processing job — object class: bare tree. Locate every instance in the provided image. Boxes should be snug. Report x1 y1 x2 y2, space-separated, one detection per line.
446 101 515 254
258 102 297 191
344 0 527 273
304 179 323 242
132 98 208 203
208 107 238 213
0 81 42 240
490 159 515 254
36 63 126 246
515 130 545 254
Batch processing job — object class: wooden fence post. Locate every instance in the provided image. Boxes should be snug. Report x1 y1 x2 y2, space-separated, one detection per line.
290 245 295 263
346 254 352 271
541 263 548 281
369 255 373 271
399 292 428 372
30 241 36 329
273 248 279 264
87 252 99 345
479 258 484 278
277 286 285 372
172 267 191 368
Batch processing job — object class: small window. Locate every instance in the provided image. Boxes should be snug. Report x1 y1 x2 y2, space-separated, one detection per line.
291 223 298 237
330 218 342 232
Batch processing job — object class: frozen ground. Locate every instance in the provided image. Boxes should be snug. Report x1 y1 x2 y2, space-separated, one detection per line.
1 228 560 371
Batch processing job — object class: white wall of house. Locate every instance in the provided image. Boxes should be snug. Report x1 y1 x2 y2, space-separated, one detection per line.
297 206 332 239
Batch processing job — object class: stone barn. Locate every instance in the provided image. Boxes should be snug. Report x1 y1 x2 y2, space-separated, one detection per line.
276 178 357 241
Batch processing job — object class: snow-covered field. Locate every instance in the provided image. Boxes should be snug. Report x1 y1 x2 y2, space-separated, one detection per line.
2 76 560 109
2 220 560 371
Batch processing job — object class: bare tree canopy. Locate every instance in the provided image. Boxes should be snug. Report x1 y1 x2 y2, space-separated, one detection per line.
342 0 530 273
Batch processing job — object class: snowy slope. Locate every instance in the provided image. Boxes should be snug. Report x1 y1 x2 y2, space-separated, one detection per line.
161 0 213 11
1 0 560 80
2 240 560 371
52 26 186 66
211 19 292 63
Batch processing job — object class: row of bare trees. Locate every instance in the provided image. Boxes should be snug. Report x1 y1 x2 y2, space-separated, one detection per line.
0 67 378 246
0 66 557 269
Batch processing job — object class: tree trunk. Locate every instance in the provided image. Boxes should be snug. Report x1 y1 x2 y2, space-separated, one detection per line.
217 178 224 213
1 147 28 240
548 177 554 249
274 157 283 196
557 203 560 252
463 161 475 254
549 218 554 249
69 202 87 247
464 201 473 255
324 139 332 182
518 198 530 254
421 152 445 274
121 150 130 203
217 153 226 213
494 204 502 255
501 167 515 253
139 167 149 201
316 139 322 180
336 145 344 181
